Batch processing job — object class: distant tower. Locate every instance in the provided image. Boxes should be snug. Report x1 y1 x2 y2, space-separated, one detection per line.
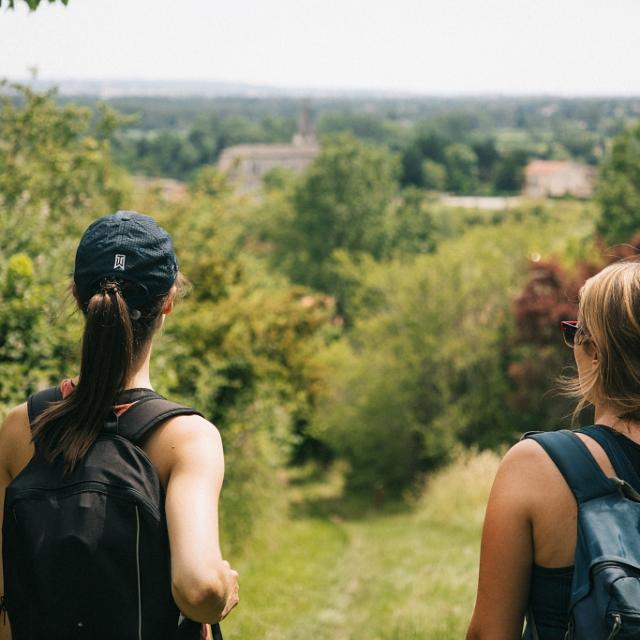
292 100 316 146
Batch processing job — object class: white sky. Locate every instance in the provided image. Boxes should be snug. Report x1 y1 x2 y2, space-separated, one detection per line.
1 0 639 95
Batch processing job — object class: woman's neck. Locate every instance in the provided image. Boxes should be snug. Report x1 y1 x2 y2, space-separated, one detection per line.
125 344 153 390
594 403 640 440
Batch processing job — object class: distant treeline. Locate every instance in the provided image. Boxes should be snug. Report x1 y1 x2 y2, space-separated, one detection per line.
59 94 640 193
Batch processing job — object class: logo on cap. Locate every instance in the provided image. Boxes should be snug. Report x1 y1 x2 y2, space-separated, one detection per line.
114 254 126 271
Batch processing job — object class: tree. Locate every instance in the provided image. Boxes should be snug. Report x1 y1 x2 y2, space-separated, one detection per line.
444 142 479 193
472 137 499 184
385 187 436 256
508 235 640 432
400 142 426 187
1 0 68 9
422 159 447 191
147 179 337 545
0 86 336 552
400 129 448 187
0 83 128 258
0 83 128 417
311 201 599 491
596 122 640 245
276 133 399 296
508 259 585 432
493 148 528 193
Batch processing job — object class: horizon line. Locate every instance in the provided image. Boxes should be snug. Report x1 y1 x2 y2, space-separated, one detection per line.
5 76 640 100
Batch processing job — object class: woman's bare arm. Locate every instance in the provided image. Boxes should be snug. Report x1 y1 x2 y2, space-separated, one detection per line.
161 414 239 623
0 403 32 640
466 440 542 640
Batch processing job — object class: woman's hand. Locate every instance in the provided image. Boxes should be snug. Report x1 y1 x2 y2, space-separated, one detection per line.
219 561 239 620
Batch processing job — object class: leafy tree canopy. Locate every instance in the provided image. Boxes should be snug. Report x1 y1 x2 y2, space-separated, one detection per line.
269 133 399 303
311 201 598 491
596 122 640 245
1 0 68 9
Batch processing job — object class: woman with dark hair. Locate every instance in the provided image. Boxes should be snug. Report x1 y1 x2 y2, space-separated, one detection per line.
0 211 238 640
466 260 640 639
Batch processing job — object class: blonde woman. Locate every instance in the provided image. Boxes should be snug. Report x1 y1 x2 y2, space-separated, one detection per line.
467 260 640 640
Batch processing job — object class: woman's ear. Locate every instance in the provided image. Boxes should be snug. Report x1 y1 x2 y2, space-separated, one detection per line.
161 286 177 316
588 341 598 365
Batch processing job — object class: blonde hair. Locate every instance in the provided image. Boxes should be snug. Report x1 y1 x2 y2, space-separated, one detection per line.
569 259 640 422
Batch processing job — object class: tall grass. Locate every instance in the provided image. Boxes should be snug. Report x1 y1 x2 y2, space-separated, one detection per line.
416 448 502 528
226 450 502 640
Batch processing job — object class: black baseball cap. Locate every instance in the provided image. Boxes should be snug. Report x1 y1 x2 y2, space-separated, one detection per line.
74 211 178 308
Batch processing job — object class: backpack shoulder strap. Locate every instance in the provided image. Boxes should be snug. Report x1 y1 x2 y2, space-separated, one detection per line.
115 395 204 445
26 385 63 425
578 425 640 491
524 430 616 503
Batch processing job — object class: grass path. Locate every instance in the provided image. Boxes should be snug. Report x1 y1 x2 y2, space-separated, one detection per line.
223 452 500 639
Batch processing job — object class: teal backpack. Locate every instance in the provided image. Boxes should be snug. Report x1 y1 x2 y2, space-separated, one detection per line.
524 427 640 640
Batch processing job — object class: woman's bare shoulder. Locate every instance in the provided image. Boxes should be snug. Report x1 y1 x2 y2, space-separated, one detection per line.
0 403 33 476
142 412 223 485
155 413 222 447
500 436 556 475
491 436 567 507
0 403 30 443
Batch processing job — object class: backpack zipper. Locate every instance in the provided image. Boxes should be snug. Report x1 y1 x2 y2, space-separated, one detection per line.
607 613 622 640
10 483 161 521
135 505 142 640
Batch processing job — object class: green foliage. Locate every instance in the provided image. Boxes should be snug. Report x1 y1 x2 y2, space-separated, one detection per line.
0 82 611 560
596 121 640 245
444 143 479 193
311 202 598 491
421 159 447 191
384 187 436 257
113 111 296 180
65 93 636 192
0 253 80 418
1 0 68 9
0 82 128 258
0 84 128 417
270 133 399 300
316 111 409 148
400 120 525 195
493 148 528 193
0 86 338 552
143 180 338 547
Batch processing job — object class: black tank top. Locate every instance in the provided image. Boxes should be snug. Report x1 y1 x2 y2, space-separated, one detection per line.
526 426 640 640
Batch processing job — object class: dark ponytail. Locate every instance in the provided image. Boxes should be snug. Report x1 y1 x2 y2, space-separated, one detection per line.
32 279 171 471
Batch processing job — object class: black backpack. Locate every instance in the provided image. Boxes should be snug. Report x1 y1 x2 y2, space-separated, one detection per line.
2 386 223 640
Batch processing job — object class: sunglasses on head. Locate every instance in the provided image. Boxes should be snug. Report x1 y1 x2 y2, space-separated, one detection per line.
560 320 583 348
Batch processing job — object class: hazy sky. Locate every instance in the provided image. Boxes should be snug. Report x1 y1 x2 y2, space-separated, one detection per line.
1 0 639 95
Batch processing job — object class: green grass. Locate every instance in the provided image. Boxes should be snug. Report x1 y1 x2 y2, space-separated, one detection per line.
224 451 500 640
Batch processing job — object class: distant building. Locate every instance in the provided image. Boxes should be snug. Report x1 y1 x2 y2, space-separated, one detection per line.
523 160 596 198
132 176 187 202
218 107 319 192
